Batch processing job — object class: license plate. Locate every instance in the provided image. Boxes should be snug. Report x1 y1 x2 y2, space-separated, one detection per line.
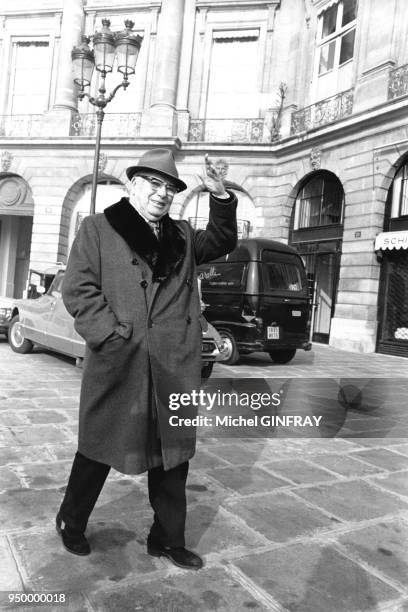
292 310 301 317
267 326 280 339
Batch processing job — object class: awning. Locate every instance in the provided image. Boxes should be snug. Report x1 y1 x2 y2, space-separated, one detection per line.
375 231 408 251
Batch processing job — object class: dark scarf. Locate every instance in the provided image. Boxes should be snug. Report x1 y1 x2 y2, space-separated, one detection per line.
104 198 186 282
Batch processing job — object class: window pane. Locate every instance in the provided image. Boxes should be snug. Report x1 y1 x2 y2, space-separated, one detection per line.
322 179 343 224
198 263 246 289
10 42 50 114
262 252 306 293
206 37 259 118
339 28 355 65
400 177 408 216
391 168 403 218
342 0 357 26
303 177 324 200
264 262 303 292
322 4 338 37
299 197 321 227
319 40 336 74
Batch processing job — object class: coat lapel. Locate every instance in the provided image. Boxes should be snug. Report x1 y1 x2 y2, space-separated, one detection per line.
104 198 186 282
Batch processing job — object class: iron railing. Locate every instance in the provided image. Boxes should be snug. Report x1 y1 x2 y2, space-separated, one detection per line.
388 63 408 100
187 117 278 143
70 112 142 137
0 114 43 137
291 89 354 135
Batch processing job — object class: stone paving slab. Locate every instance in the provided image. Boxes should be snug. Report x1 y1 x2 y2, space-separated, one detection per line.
0 536 24 590
304 453 386 477
207 465 290 495
9 520 157 592
262 458 340 484
88 567 269 612
234 543 402 612
338 518 408 588
185 503 268 555
369 471 408 498
0 466 24 491
0 488 63 533
295 480 408 522
16 461 72 490
224 492 339 542
350 448 408 471
6 425 73 446
0 445 53 467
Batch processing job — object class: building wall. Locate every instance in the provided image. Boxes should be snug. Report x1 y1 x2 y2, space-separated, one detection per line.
1 0 408 354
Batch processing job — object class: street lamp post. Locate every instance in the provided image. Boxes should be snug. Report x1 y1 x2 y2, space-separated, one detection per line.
71 19 142 214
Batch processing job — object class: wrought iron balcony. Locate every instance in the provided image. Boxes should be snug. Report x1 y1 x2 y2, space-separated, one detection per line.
388 63 408 100
70 112 142 137
189 216 251 238
0 114 43 137
188 118 275 143
290 89 354 135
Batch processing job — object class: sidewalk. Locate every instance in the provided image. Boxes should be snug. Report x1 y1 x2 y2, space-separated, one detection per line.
0 339 408 611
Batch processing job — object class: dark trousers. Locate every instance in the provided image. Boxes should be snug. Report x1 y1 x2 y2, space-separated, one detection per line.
59 451 189 548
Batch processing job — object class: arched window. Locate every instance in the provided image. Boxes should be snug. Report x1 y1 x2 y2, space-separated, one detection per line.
390 163 408 218
294 174 343 229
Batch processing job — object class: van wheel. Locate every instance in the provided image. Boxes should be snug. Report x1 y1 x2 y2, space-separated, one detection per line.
8 316 34 354
201 362 214 382
268 349 296 364
219 330 239 365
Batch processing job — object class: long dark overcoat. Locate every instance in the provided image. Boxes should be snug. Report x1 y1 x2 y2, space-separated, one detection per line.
62 195 237 474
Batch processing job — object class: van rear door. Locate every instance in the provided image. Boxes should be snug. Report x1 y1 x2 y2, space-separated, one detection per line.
260 250 309 344
198 261 247 324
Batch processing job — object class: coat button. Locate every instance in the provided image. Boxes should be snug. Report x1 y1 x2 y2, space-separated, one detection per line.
131 258 138 265
140 280 148 288
186 316 191 324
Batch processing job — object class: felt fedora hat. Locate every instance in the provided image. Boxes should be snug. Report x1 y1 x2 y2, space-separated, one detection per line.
126 148 187 192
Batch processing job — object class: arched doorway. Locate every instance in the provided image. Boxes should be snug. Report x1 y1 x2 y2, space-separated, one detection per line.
59 177 127 259
0 173 34 298
376 157 408 357
289 170 344 343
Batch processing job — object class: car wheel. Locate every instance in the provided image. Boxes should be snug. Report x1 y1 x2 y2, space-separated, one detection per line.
201 361 214 381
219 330 239 365
8 316 34 354
268 348 296 364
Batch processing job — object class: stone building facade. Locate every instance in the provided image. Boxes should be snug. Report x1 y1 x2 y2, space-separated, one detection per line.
1 0 408 356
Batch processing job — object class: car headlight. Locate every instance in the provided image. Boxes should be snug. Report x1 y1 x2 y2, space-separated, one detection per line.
0 307 12 319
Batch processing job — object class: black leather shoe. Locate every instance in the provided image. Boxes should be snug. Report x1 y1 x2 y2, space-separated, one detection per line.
147 541 203 570
56 513 90 556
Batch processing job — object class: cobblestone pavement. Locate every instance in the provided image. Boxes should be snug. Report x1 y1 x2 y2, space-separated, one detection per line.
0 338 408 612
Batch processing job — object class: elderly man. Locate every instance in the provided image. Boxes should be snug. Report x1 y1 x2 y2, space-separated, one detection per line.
56 148 237 570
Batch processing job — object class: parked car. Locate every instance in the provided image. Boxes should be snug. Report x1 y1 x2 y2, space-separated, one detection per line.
8 268 225 379
0 296 13 337
198 238 312 365
1 264 65 338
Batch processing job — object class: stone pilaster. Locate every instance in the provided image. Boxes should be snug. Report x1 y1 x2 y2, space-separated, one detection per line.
42 0 84 136
140 0 185 137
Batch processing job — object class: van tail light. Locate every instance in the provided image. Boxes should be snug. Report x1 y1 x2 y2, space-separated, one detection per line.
242 297 258 322
242 310 256 322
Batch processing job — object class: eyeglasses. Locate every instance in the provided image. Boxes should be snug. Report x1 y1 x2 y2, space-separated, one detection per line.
140 175 178 197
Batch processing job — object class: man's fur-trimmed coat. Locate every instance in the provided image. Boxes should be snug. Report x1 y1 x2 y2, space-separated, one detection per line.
62 195 237 474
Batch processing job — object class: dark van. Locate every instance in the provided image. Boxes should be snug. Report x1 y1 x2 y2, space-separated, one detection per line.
198 238 312 364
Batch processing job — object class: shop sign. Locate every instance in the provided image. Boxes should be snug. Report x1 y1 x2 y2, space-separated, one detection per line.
375 231 408 250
